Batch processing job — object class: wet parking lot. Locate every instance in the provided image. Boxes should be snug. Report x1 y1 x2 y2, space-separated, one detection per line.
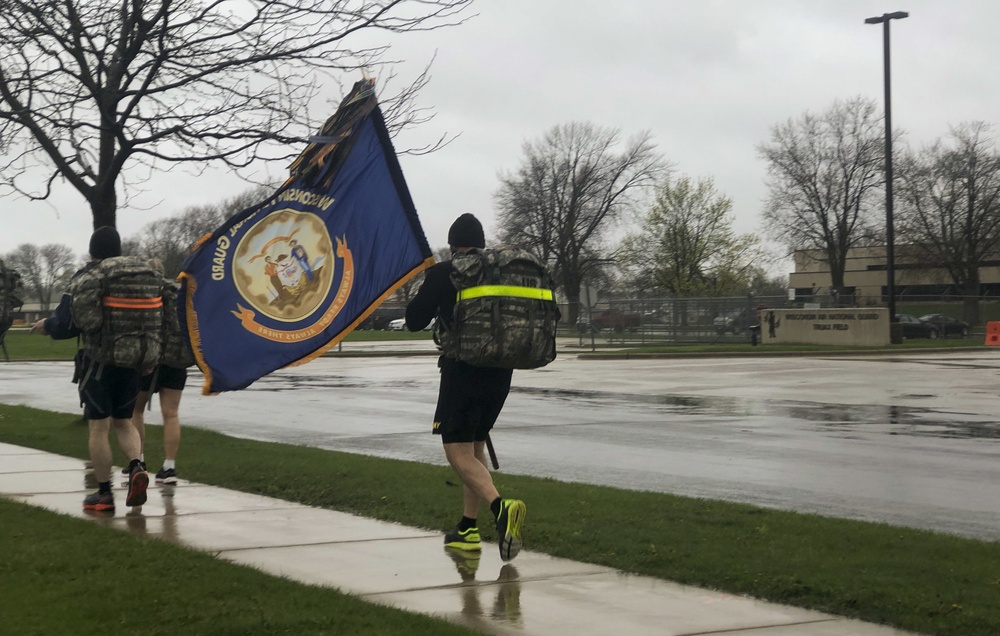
2 347 999 541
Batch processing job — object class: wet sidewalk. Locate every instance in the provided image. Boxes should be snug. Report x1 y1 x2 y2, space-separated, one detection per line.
0 441 915 635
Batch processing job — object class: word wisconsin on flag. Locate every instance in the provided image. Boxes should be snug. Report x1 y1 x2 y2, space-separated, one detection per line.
179 79 433 394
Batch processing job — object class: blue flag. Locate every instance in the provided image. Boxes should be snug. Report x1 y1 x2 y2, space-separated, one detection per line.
179 79 433 394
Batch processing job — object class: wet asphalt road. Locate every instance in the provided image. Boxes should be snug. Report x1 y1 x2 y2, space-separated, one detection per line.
2 345 999 541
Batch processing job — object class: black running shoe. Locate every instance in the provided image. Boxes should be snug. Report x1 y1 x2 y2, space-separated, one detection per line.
126 465 149 507
83 490 115 511
444 526 481 551
495 499 526 561
155 467 177 485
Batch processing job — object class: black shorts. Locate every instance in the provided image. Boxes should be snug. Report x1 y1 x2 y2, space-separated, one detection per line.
78 363 142 420
141 365 188 393
433 357 513 444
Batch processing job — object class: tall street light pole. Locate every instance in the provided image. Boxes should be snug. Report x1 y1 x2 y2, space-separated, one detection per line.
865 11 908 334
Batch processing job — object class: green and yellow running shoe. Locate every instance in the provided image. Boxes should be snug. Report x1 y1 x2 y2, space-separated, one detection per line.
444 526 481 551
495 499 526 561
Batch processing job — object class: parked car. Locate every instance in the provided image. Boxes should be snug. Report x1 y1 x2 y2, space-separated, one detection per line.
387 317 434 331
895 313 939 339
918 313 969 337
713 311 742 335
713 307 763 335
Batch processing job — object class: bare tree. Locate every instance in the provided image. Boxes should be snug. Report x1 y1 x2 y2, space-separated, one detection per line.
758 97 887 299
750 272 789 298
495 122 667 323
3 243 77 311
896 122 1000 324
0 0 472 229
620 175 765 298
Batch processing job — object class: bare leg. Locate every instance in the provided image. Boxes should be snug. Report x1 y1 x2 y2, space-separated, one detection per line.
111 417 142 463
131 389 151 456
88 418 113 483
445 441 499 517
159 388 182 461
459 442 489 518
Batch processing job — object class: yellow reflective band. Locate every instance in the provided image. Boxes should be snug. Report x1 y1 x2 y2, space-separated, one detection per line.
457 285 553 301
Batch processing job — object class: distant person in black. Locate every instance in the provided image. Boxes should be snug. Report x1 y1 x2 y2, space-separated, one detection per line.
405 213 526 561
29 226 149 512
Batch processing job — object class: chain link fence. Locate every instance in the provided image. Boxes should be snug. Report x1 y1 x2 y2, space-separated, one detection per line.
563 295 789 345
372 292 998 346
563 294 999 346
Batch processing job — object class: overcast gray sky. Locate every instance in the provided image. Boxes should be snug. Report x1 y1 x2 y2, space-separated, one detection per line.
4 0 999 275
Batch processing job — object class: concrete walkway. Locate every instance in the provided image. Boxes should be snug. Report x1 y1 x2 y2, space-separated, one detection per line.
1 441 916 635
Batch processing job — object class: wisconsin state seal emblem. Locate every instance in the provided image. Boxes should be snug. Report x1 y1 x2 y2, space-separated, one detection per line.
230 209 354 341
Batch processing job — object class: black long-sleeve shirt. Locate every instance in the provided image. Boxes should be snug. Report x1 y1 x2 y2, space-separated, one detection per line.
405 261 455 332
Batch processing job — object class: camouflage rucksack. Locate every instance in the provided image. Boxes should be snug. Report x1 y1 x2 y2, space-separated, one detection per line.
70 256 168 370
160 280 196 369
434 246 560 369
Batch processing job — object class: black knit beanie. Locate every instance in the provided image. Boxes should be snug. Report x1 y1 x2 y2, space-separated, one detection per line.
89 226 122 260
447 213 485 249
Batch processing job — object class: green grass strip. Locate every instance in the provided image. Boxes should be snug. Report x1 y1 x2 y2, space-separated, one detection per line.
1 330 80 359
0 497 476 636
2 327 986 363
2 403 999 635
0 328 435 361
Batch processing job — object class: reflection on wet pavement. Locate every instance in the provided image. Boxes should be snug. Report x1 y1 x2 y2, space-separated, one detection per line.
443 548 524 627
516 386 1000 440
253 374 423 392
492 564 523 625
445 547 481 583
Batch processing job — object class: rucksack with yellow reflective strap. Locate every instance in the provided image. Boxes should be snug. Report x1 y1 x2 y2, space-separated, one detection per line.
434 246 560 369
70 256 168 370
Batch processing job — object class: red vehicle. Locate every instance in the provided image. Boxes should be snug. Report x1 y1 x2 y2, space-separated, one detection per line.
588 310 641 332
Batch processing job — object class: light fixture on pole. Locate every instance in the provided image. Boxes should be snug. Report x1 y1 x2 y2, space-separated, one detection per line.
865 11 908 332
